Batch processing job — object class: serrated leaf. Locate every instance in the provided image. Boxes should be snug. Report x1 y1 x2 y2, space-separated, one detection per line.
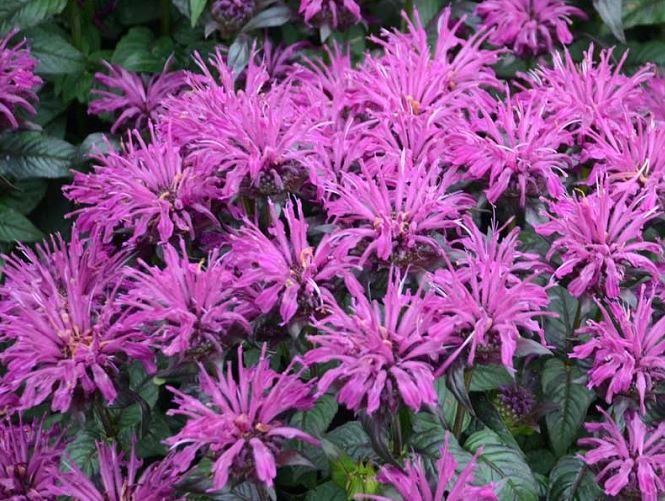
593 0 625 43
189 0 207 26
542 359 594 457
471 393 521 450
544 286 579 352
290 394 338 437
111 27 173 73
623 0 665 28
64 428 102 476
547 455 602 501
305 481 346 501
0 203 42 241
0 0 67 33
465 429 539 501
0 132 74 179
28 26 85 75
241 5 291 32
326 422 376 462
0 178 47 214
470 365 514 392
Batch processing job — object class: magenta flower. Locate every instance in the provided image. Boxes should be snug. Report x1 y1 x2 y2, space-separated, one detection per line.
476 0 586 56
305 271 452 415
448 91 572 206
579 408 665 501
166 345 318 490
351 9 501 121
0 29 41 130
53 440 192 501
299 0 361 29
571 286 665 413
523 46 653 136
360 433 497 501
89 59 187 134
65 129 217 246
536 184 661 298
325 157 474 267
1 416 64 499
120 243 252 357
431 217 551 373
227 198 349 324
0 230 155 413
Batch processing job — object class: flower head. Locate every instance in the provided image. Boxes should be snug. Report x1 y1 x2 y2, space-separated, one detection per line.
536 183 661 298
166 345 317 490
210 0 256 36
306 271 451 415
227 198 349 324
65 129 217 246
89 59 187 134
325 155 474 267
360 433 497 501
431 217 551 373
0 230 155 412
53 440 192 501
579 408 665 501
571 286 665 413
0 29 41 129
476 0 586 55
120 242 252 357
448 91 572 206
0 416 64 499
299 0 362 29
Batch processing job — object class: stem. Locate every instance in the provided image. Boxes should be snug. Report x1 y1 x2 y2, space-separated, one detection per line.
160 0 171 35
392 412 403 457
93 397 114 437
67 0 82 50
452 370 473 440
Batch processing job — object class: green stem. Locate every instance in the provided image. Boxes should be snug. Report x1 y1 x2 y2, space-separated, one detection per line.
160 0 171 35
67 0 82 50
452 370 473 440
392 412 403 458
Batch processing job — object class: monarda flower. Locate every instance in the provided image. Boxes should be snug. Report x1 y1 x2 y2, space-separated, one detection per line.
579 408 665 501
523 46 653 136
166 345 317 490
210 0 256 37
299 0 361 29
536 184 661 298
0 29 41 130
0 230 155 413
65 130 217 246
120 243 252 357
448 91 572 207
227 198 349 324
88 59 187 134
0 417 64 500
305 271 451 415
431 218 551 373
571 286 665 413
476 0 586 56
325 156 474 267
53 441 192 501
359 433 497 501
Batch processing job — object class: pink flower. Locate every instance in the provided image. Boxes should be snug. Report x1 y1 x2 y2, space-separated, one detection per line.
0 29 41 130
227 198 350 324
359 433 497 501
448 90 572 206
120 242 252 357
305 271 452 415
65 129 217 246
579 408 665 501
53 440 192 501
0 230 155 413
89 58 187 134
325 155 474 267
476 0 586 55
536 183 661 298
571 286 665 413
299 0 361 29
166 345 317 490
431 216 551 373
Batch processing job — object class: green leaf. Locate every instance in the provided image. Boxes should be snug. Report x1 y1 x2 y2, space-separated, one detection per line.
116 0 161 25
28 25 85 75
0 0 67 33
544 286 579 352
111 27 173 73
64 428 102 476
0 203 42 241
542 359 594 457
326 422 376 462
227 35 250 76
470 365 514 392
0 178 47 214
465 429 539 501
623 0 665 28
290 394 338 437
241 5 292 32
0 132 74 179
189 0 207 27
547 455 602 501
305 482 346 501
593 0 625 43
415 0 445 26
